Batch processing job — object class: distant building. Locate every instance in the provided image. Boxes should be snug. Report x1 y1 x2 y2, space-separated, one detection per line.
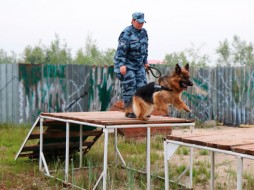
147 60 164 64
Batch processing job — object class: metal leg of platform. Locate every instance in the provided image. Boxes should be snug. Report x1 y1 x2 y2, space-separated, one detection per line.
79 125 83 168
164 140 169 190
164 141 180 190
114 129 118 163
65 122 70 182
164 140 193 190
94 128 109 190
211 151 215 190
114 129 126 166
237 156 243 190
41 152 50 175
103 128 109 190
147 127 151 190
189 147 193 188
39 117 44 171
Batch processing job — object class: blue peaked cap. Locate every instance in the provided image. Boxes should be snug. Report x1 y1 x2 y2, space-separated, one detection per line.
132 12 146 23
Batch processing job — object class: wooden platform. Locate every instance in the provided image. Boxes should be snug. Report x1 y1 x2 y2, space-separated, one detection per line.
42 111 194 139
166 127 254 156
41 111 194 125
108 100 192 138
16 111 194 160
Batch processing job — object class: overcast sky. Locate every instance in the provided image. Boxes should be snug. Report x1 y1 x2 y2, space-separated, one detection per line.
1 0 253 63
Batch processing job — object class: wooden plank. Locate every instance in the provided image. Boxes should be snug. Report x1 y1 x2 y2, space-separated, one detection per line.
23 141 95 151
177 133 241 148
214 140 254 150
167 128 254 141
232 144 254 155
30 130 102 139
41 111 194 125
166 130 232 141
19 148 81 158
182 132 254 146
167 128 254 152
167 128 242 141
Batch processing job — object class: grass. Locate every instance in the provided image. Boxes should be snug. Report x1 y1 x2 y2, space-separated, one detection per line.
1 123 254 189
0 123 54 189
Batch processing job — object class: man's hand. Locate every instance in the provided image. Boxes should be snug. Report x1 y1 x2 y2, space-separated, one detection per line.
144 63 150 69
120 65 127 75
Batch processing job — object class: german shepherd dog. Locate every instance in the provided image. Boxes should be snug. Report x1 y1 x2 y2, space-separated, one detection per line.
133 63 193 121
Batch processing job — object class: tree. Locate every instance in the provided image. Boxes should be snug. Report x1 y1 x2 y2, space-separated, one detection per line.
216 39 231 66
164 52 188 67
102 48 115 65
0 49 17 64
216 35 254 66
23 43 46 64
74 35 115 65
21 34 72 64
45 34 72 64
164 44 209 67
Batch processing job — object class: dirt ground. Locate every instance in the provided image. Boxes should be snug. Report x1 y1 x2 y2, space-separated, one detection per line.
169 126 254 190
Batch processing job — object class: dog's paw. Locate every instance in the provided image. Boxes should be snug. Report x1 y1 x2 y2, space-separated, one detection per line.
184 107 192 113
139 116 149 121
125 113 137 118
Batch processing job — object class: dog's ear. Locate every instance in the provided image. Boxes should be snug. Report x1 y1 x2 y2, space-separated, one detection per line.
175 63 181 74
185 63 189 71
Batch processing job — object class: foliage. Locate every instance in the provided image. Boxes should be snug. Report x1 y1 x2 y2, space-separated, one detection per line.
164 52 188 67
22 34 72 64
20 34 115 65
73 35 115 65
1 34 254 66
23 43 46 64
216 35 254 66
163 44 210 67
45 34 72 64
0 49 17 64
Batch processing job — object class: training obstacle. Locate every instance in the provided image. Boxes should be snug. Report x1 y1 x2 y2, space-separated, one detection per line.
164 127 254 190
16 110 194 190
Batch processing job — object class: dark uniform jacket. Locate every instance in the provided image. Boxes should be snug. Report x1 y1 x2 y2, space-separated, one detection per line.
114 25 148 73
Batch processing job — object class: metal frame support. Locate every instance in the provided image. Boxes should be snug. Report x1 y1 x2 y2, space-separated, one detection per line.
103 128 109 190
65 122 70 182
36 115 195 190
211 151 215 190
15 116 40 160
79 125 83 168
147 127 151 190
114 129 126 166
164 140 169 190
165 139 254 190
189 147 193 188
39 117 44 171
237 156 243 190
164 140 181 190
